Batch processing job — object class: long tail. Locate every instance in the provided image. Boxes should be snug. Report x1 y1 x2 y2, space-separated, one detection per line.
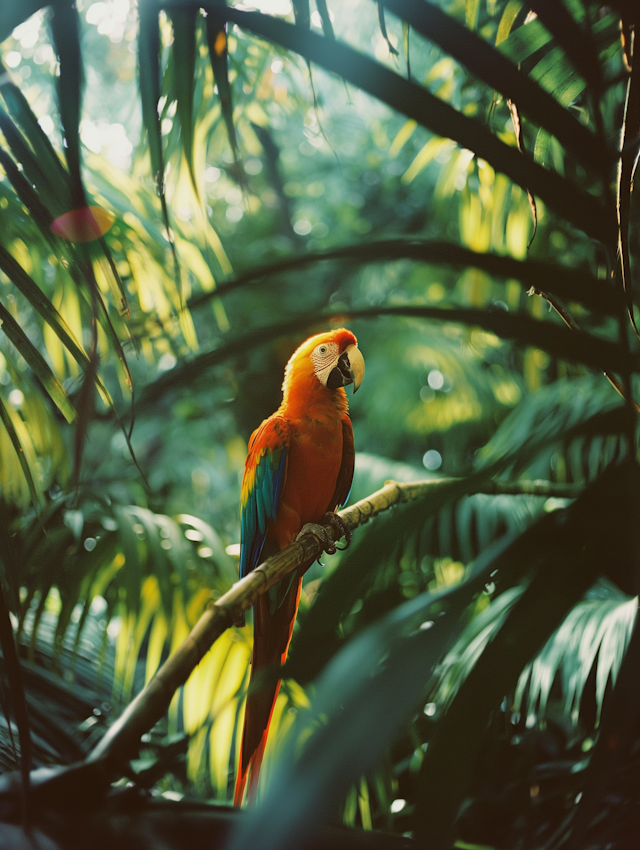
234 575 302 805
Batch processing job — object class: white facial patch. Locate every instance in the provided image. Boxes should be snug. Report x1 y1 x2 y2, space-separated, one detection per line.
311 341 339 386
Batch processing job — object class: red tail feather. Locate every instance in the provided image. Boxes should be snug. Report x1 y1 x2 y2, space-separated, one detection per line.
234 576 302 805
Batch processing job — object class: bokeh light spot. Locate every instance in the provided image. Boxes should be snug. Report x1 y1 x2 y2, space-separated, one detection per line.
51 206 115 242
423 449 442 470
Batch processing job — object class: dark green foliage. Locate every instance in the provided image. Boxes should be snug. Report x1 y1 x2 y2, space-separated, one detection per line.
0 0 639 848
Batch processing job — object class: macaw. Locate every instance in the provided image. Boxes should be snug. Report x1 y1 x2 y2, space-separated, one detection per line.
234 328 365 805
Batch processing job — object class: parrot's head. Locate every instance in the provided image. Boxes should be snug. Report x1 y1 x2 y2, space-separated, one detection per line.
283 328 365 397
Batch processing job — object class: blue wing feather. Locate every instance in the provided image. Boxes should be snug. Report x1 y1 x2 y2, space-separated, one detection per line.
239 419 289 579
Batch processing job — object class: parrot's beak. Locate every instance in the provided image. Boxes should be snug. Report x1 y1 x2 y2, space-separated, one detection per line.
327 344 365 394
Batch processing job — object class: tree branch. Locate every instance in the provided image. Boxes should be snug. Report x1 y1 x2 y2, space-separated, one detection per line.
87 476 581 772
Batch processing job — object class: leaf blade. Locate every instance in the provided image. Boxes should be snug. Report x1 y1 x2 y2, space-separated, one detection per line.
168 5 198 191
0 300 76 423
205 12 240 160
0 244 88 371
49 0 86 208
0 391 41 507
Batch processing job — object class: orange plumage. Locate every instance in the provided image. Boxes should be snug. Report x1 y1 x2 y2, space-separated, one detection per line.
234 328 364 805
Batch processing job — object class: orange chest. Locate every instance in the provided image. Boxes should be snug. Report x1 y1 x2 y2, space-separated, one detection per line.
279 415 344 529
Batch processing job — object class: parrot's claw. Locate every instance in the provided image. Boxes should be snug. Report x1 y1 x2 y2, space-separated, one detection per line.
297 522 337 556
322 513 352 551
297 514 352 561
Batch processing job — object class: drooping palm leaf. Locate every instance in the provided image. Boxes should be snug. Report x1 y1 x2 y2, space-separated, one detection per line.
167 5 198 191
49 0 86 209
188 238 616 316
378 0 609 175
214 4 612 242
143 306 633 408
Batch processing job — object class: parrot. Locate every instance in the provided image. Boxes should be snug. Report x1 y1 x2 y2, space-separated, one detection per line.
234 328 365 805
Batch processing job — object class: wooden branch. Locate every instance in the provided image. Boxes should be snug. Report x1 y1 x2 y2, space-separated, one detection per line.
87 476 581 771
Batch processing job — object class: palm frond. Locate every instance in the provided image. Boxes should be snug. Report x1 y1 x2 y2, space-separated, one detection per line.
515 582 637 727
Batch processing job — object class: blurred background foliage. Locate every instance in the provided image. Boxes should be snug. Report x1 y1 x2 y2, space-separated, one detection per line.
0 0 638 848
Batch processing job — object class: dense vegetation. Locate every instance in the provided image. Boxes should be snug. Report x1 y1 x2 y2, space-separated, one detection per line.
0 1 638 848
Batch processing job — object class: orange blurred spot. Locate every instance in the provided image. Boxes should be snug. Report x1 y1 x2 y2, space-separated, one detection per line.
214 30 226 56
51 206 115 243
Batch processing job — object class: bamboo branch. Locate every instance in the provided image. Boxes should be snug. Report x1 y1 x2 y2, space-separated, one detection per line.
87 476 581 771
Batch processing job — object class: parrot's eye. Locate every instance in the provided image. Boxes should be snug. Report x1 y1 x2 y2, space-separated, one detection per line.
311 340 338 373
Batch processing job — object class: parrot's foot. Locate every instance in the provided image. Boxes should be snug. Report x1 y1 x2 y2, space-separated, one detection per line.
297 522 337 556
296 514 352 559
321 512 352 551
